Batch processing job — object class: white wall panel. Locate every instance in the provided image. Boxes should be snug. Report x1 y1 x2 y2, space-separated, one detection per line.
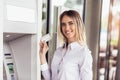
9 35 32 80
4 20 37 34
0 0 3 79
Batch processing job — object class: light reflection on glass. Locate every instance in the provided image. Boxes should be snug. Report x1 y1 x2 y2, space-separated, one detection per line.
98 0 120 80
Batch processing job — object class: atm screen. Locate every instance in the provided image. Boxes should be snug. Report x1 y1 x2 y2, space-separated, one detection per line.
7 63 14 74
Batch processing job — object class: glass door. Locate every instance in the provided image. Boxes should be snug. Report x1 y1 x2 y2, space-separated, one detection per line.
98 0 120 80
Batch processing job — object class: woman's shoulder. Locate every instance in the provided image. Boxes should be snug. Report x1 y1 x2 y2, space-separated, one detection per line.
78 45 93 66
78 44 92 57
79 44 91 51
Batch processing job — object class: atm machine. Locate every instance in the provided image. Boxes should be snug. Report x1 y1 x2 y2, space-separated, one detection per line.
2 0 42 80
3 33 38 80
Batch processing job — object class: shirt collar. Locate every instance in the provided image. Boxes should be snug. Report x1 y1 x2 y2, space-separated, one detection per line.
63 41 84 50
68 42 80 50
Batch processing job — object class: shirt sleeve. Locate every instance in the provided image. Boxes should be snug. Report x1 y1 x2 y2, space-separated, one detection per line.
79 49 93 80
41 63 51 80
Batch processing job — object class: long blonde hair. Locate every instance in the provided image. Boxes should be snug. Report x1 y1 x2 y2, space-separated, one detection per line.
59 10 86 45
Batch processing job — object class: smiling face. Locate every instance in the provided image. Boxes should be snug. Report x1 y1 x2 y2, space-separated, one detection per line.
60 10 86 44
61 15 76 43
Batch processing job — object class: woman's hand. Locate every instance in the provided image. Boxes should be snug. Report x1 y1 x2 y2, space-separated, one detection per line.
39 41 49 64
39 41 49 56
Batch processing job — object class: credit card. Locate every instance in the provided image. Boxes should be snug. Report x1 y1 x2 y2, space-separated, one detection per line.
41 34 52 42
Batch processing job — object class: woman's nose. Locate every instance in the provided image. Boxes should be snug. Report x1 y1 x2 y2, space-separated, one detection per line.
65 24 70 30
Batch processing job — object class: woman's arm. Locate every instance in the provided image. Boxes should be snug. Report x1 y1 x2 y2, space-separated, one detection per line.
39 41 48 65
39 41 51 80
79 48 93 80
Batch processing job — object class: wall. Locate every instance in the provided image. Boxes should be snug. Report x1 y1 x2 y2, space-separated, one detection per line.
0 0 3 79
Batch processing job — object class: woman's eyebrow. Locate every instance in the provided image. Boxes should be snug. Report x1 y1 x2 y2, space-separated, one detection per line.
68 21 73 23
61 22 65 24
61 21 73 25
62 21 73 23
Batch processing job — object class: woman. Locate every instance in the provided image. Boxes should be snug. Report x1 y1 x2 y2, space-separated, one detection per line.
39 10 93 80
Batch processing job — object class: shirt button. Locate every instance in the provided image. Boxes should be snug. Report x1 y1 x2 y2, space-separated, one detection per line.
57 69 59 74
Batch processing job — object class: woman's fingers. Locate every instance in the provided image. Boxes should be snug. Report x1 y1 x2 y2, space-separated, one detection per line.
40 40 43 46
39 40 49 55
39 41 44 53
43 41 49 51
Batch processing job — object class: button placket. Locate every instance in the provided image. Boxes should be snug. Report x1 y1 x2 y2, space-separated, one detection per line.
57 48 70 74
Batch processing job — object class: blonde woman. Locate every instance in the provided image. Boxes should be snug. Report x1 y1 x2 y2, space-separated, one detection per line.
40 10 93 80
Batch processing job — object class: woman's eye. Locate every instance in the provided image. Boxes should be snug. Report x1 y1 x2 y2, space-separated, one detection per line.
61 23 66 27
69 22 73 25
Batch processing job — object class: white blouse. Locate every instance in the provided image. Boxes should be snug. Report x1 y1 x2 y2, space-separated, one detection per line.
41 42 93 80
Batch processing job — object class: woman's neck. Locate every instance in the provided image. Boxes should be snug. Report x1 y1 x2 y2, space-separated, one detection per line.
67 38 76 44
